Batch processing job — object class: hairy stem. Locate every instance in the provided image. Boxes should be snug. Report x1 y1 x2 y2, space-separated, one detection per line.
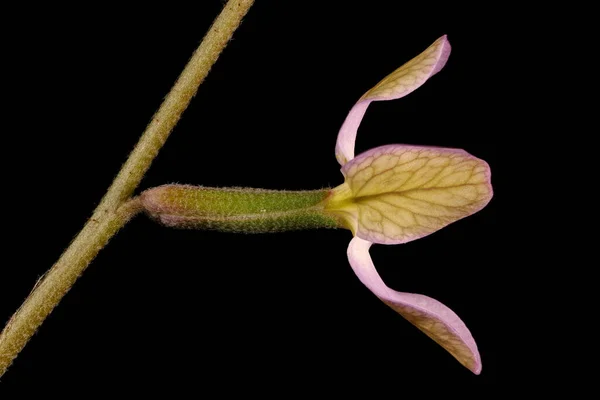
0 0 255 377
0 200 142 377
101 0 255 210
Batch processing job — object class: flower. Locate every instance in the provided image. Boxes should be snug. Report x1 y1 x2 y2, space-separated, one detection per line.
324 35 493 374
138 34 493 375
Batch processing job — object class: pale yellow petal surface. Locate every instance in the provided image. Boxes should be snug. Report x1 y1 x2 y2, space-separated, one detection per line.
360 35 451 102
335 35 451 166
327 145 492 244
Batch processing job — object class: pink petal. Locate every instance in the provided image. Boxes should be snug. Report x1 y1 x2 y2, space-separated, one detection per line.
335 35 451 166
347 236 482 374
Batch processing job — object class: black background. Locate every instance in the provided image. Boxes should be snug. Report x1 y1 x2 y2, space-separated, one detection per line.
2 1 510 393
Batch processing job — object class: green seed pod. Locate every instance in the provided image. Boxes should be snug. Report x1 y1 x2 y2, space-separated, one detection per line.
140 185 342 233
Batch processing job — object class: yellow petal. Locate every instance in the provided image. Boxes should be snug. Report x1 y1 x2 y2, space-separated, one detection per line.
361 35 450 102
335 35 451 165
347 237 482 374
326 145 492 244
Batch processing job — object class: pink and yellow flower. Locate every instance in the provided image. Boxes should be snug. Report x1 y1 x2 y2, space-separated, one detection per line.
141 35 493 374
324 35 493 374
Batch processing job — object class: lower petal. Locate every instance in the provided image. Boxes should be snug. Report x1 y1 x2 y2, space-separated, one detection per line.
347 237 482 374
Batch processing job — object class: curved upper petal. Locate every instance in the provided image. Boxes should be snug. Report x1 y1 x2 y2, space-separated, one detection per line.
335 35 451 166
347 236 481 374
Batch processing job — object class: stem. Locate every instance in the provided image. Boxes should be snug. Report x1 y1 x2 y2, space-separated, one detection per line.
0 0 255 377
0 200 141 377
102 0 256 210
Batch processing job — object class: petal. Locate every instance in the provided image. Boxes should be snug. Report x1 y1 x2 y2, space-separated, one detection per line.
327 144 493 244
347 237 481 374
335 35 451 166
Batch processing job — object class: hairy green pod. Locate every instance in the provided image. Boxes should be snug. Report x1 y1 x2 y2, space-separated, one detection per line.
140 185 341 233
